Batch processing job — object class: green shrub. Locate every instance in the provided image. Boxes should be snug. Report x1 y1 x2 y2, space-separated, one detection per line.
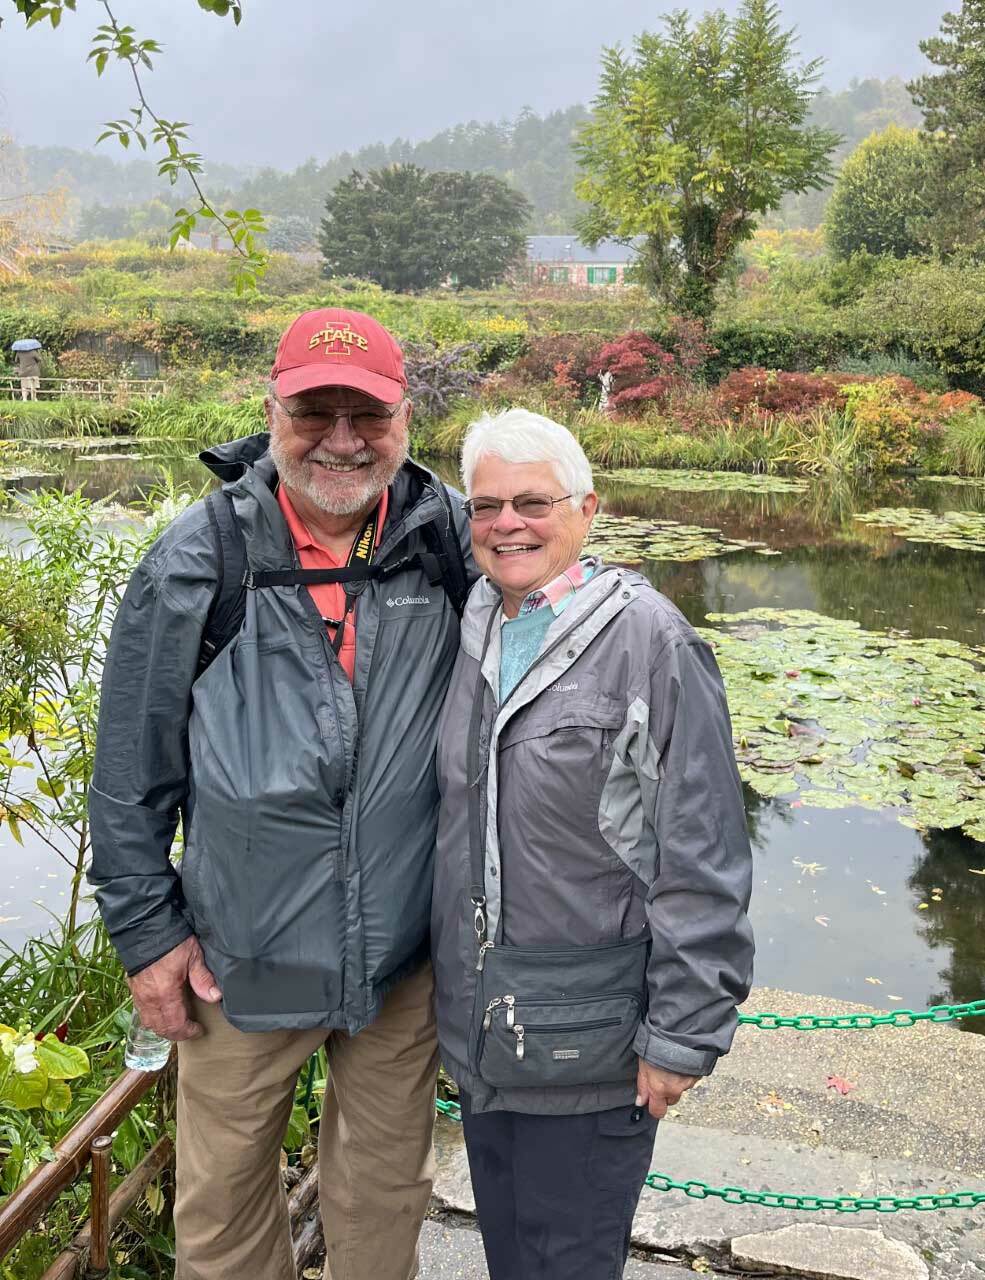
706 322 863 378
834 353 949 392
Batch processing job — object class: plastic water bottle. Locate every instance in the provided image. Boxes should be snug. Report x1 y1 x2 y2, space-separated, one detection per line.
124 1007 172 1071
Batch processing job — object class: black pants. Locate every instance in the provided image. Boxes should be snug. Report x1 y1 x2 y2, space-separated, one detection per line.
460 1095 658 1280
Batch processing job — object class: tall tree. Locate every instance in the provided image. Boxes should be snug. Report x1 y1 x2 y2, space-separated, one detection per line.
575 0 839 315
320 165 530 292
908 0 985 254
824 127 936 260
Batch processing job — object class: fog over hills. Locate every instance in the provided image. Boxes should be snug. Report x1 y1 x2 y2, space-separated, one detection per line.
0 0 952 168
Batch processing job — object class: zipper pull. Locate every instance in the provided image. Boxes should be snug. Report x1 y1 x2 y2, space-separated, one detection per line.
514 1025 525 1060
482 997 502 1030
504 995 516 1029
476 941 494 972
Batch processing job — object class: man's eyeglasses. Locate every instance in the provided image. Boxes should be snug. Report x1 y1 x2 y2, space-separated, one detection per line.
271 393 403 437
462 492 577 522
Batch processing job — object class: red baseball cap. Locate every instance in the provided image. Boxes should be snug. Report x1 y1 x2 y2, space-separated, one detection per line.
270 307 407 403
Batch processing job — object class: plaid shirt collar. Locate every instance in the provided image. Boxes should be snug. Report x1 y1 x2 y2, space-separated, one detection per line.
515 556 600 617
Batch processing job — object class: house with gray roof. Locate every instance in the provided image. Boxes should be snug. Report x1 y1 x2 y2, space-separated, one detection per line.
524 235 639 286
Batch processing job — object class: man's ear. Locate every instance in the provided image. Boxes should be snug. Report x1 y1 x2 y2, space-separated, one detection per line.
583 491 599 520
263 397 275 430
403 398 414 428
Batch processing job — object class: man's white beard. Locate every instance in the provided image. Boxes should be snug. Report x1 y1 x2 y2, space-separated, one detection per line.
270 437 407 516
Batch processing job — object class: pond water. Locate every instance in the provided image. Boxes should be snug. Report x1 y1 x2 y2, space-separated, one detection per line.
3 440 984 1031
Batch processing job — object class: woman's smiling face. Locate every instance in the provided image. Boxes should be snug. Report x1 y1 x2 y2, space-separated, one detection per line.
468 457 597 616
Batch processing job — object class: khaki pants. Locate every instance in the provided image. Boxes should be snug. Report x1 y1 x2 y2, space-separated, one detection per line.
174 964 439 1280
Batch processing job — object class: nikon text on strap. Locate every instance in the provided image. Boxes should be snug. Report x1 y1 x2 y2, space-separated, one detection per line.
198 483 468 674
245 502 382 656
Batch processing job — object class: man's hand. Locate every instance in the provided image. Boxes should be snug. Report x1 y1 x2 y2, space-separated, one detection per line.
128 936 222 1042
636 1060 698 1121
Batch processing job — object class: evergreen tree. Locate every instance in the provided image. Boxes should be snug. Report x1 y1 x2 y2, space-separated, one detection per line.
908 0 985 254
319 165 530 292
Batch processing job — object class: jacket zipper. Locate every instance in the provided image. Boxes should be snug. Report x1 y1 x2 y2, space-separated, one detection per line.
477 994 640 1062
478 931 648 970
511 1018 621 1060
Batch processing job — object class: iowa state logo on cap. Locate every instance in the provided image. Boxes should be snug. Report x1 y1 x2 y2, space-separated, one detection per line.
308 325 369 357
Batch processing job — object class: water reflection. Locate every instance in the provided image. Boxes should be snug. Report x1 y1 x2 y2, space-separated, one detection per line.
2 446 982 1027
909 828 985 1015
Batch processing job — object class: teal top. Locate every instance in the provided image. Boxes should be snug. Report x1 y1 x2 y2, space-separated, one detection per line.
500 606 556 701
498 557 598 702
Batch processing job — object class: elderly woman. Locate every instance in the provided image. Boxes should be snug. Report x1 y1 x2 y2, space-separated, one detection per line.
431 408 754 1280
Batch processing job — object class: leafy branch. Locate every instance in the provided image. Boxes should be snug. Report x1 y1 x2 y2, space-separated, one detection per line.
7 0 265 291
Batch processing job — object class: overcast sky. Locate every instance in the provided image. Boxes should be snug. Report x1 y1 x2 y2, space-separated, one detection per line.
0 0 953 169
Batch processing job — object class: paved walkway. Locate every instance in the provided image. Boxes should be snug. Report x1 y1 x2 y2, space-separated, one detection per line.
419 1221 723 1278
431 985 985 1280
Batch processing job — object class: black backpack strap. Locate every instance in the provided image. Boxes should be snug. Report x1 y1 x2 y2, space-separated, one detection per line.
198 480 467 676
198 490 248 675
422 481 469 620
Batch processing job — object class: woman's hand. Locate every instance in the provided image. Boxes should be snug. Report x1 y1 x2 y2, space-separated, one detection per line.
636 1060 698 1120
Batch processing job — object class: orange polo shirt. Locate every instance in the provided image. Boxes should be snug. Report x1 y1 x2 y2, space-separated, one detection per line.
277 485 389 682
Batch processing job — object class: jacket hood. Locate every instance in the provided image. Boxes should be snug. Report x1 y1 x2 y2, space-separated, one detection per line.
200 432 272 484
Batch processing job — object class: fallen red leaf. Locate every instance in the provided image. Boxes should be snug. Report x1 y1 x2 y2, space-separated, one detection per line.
826 1074 856 1095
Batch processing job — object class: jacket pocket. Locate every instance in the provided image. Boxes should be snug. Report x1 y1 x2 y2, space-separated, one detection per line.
477 992 643 1089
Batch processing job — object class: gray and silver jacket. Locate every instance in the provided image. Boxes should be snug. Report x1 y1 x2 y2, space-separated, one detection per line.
431 566 754 1114
89 433 473 1034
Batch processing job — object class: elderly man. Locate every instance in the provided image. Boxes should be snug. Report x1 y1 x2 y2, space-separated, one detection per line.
88 308 474 1280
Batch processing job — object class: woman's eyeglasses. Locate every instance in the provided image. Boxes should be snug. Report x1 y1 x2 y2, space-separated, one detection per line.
462 492 576 522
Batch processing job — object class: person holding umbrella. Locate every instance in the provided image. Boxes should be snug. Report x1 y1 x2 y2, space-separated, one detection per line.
12 339 43 400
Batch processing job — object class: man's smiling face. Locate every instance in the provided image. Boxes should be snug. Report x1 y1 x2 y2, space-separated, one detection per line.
266 385 410 516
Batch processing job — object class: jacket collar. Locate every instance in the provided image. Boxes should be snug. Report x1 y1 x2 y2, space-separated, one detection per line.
460 563 624 663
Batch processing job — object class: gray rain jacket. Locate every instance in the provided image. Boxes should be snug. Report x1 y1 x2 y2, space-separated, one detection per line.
89 433 472 1034
431 565 754 1114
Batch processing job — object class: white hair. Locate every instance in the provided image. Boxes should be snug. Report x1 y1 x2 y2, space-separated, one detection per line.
460 408 594 500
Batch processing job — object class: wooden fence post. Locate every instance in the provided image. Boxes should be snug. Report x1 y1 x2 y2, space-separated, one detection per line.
85 1137 113 1278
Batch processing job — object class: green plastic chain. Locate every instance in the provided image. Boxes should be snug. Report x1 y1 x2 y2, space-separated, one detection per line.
434 1100 985 1214
738 998 985 1030
642 1173 985 1214
432 997 985 1215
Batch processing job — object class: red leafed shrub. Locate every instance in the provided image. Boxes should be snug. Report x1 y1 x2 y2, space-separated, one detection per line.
508 333 604 400
713 368 846 418
664 315 718 376
713 368 901 419
588 332 679 414
936 389 981 416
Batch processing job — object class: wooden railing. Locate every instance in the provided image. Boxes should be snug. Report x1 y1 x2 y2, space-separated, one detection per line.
0 1058 323 1278
0 377 168 402
0 1065 169 1278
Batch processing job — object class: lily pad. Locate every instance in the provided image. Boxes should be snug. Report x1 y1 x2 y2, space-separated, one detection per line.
702 607 985 841
596 468 807 494
586 513 773 563
854 508 985 553
921 475 985 488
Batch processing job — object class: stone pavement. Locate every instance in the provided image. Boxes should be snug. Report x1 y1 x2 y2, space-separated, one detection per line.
431 985 985 1280
419 1221 707 1279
